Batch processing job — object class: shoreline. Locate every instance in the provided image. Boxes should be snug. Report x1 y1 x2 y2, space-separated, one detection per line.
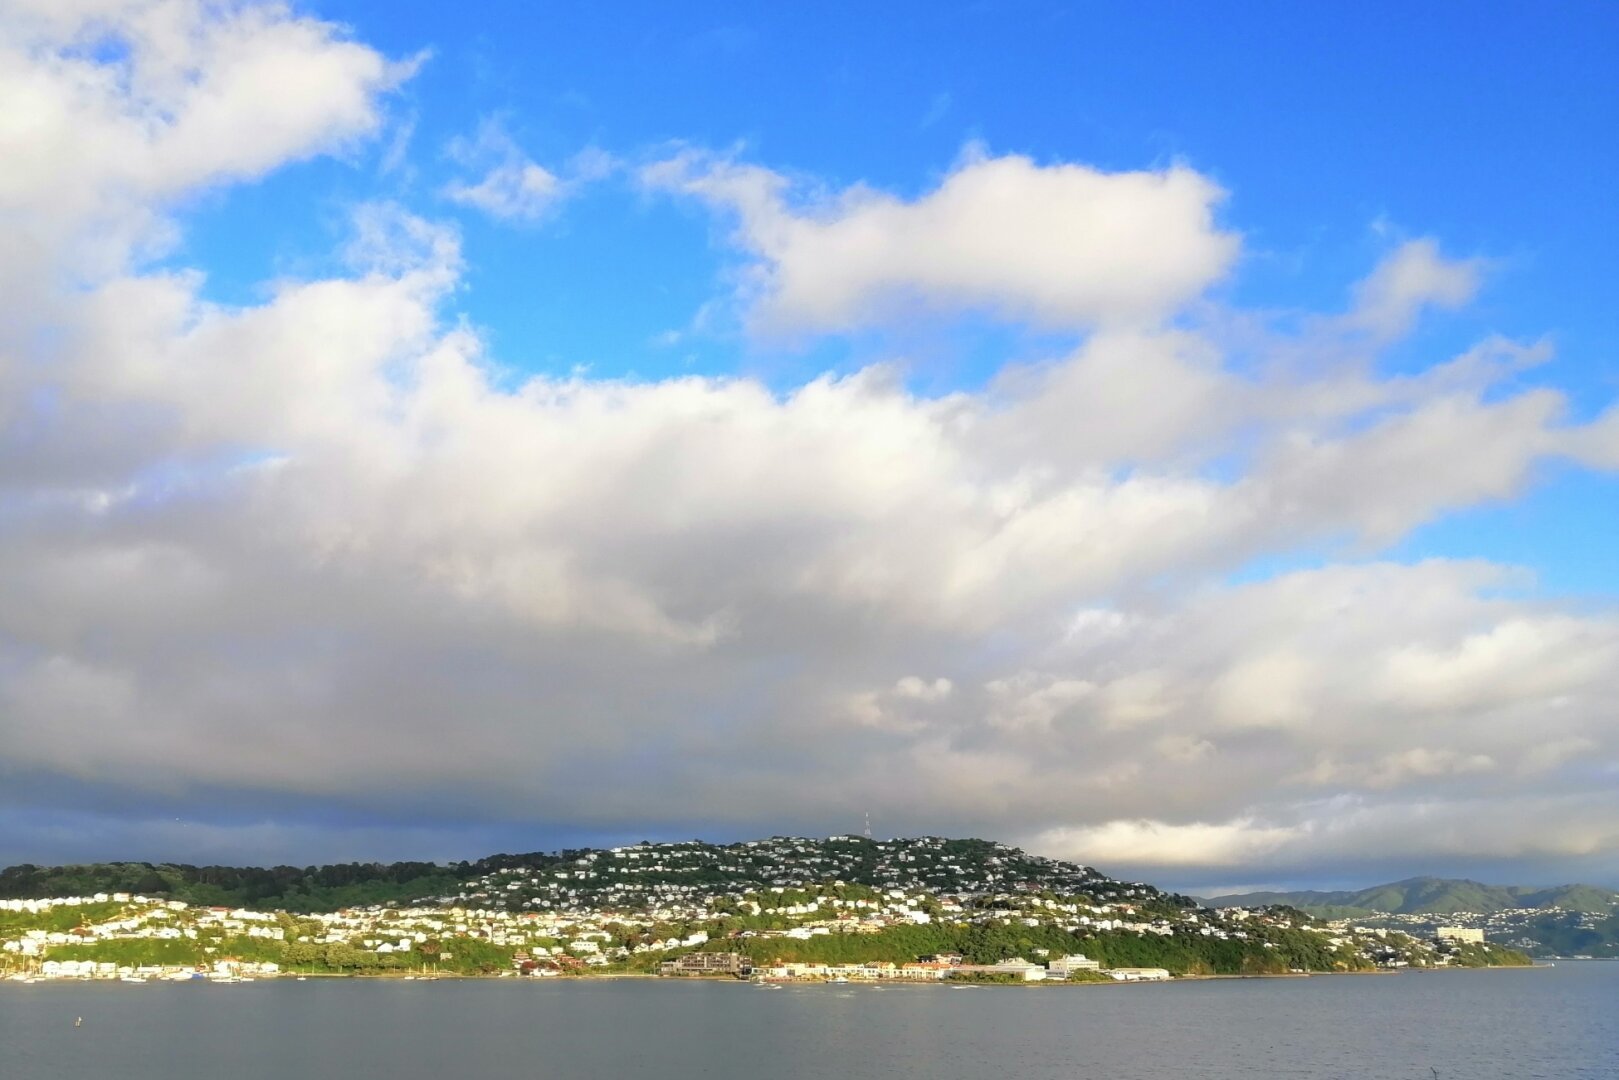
3 962 1543 988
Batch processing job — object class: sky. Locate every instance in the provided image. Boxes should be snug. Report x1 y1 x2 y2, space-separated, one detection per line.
1 0 1617 896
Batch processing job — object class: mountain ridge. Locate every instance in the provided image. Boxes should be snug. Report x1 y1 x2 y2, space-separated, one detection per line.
1202 876 1619 915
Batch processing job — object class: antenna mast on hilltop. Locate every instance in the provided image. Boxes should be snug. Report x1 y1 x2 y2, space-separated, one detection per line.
864 811 872 840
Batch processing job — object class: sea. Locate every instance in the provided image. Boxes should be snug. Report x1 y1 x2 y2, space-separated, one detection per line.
2 961 1614 1079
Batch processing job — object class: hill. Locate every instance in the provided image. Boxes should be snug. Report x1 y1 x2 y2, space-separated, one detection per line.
0 836 1183 914
1203 877 1619 916
1 837 1540 979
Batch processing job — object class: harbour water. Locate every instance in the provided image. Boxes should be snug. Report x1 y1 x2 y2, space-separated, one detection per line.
2 962 1614 1079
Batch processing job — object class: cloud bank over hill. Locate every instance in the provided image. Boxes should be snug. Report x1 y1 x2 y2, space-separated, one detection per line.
2 0 1616 888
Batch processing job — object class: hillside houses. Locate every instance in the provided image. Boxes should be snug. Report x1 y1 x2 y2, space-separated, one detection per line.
444 836 1130 915
1 836 1535 983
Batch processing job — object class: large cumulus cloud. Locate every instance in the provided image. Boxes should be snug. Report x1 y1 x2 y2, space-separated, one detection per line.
3 0 1617 887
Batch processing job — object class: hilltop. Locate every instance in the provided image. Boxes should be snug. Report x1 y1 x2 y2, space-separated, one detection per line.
0 836 1182 915
1202 876 1619 917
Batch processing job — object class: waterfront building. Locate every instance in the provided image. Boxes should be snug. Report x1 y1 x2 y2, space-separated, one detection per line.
659 952 750 976
1108 967 1170 981
1047 954 1101 976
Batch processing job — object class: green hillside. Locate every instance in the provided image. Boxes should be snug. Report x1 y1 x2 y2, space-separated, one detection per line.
1204 876 1619 915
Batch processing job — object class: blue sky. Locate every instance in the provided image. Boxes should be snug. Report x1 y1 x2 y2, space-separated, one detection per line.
193 2 1619 373
170 0 1619 591
1 0 1617 893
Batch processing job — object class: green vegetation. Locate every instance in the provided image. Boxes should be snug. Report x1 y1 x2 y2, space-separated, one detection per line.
1059 969 1114 983
703 921 1376 976
0 901 122 936
39 934 524 977
0 838 1558 977
0 861 462 912
1514 911 1619 958
1444 941 1534 968
0 836 1170 915
47 938 203 967
1205 877 1619 917
26 917 1534 978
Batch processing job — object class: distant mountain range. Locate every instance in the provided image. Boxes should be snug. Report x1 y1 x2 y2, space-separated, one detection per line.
1202 877 1619 916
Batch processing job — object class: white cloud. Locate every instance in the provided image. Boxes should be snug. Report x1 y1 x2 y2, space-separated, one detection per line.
1568 402 1619 470
895 676 954 702
643 145 1239 333
1028 791 1619 875
5 216 1616 871
442 119 612 222
3 1 1619 886
445 159 564 221
0 0 409 286
1346 238 1483 339
1032 819 1301 868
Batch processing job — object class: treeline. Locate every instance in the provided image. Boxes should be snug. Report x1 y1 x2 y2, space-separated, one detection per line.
0 848 603 913
0 861 463 912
